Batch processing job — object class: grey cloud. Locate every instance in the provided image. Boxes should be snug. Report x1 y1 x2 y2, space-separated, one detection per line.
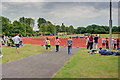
2 2 118 27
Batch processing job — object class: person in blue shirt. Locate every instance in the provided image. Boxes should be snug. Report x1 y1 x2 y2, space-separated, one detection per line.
99 47 120 55
67 37 73 54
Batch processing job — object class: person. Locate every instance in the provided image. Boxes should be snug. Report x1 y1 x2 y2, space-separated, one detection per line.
55 37 60 52
87 35 93 50
112 38 114 48
67 37 73 54
94 35 99 49
113 39 117 49
105 38 109 49
99 47 120 55
117 38 120 49
102 38 106 48
3 35 7 45
85 36 89 46
45 37 51 50
88 49 97 54
0 40 3 58
98 47 107 55
7 36 13 47
12 34 21 53
19 34 23 47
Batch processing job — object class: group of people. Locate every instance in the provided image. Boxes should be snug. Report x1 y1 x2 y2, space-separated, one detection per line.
102 38 119 49
1 34 23 53
45 37 73 54
85 34 119 50
86 35 99 50
1 34 119 56
89 47 120 56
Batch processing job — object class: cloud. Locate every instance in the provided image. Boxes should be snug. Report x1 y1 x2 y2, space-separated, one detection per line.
1 2 118 27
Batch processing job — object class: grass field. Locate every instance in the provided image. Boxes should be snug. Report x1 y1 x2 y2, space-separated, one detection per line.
2 44 47 63
52 48 118 78
37 34 119 39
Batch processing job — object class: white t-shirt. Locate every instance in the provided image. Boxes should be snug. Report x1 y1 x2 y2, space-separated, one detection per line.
12 36 21 44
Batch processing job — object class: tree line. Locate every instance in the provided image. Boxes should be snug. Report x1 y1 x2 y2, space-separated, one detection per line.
1 16 120 36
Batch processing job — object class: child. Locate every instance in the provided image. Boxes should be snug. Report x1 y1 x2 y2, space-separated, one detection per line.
45 37 51 50
55 37 60 52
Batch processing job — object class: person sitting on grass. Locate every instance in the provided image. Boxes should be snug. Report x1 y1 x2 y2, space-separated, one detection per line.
99 47 120 55
88 49 97 54
45 37 51 50
12 34 21 53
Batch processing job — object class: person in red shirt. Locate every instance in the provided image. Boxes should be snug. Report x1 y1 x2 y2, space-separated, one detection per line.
55 37 60 52
105 38 109 49
87 35 93 50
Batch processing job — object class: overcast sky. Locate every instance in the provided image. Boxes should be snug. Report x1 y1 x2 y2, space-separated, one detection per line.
1 1 119 29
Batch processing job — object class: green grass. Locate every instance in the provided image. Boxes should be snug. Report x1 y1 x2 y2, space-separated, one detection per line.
99 34 118 38
52 48 118 78
2 44 47 63
32 34 118 39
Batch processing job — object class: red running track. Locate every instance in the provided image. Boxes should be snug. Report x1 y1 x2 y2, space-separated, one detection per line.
23 37 103 48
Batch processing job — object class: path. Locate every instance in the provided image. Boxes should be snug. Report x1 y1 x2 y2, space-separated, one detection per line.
2 47 79 78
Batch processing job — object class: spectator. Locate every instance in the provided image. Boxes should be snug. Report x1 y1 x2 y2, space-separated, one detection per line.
112 38 114 48
114 39 117 49
88 49 97 54
85 36 89 46
87 35 93 50
67 37 73 54
102 38 106 48
117 38 120 49
12 34 21 53
45 37 51 50
99 47 120 55
55 37 60 52
94 35 99 49
105 38 109 49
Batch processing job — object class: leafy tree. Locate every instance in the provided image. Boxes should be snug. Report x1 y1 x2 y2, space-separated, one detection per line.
61 25 66 32
55 25 61 34
37 18 46 27
112 26 118 32
68 25 74 34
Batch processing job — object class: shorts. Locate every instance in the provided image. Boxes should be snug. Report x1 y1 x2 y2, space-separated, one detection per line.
102 43 105 46
15 44 20 48
46 45 51 49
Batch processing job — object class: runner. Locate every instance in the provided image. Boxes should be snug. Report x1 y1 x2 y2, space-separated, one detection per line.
12 34 21 53
45 37 51 50
19 34 23 47
55 37 60 52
